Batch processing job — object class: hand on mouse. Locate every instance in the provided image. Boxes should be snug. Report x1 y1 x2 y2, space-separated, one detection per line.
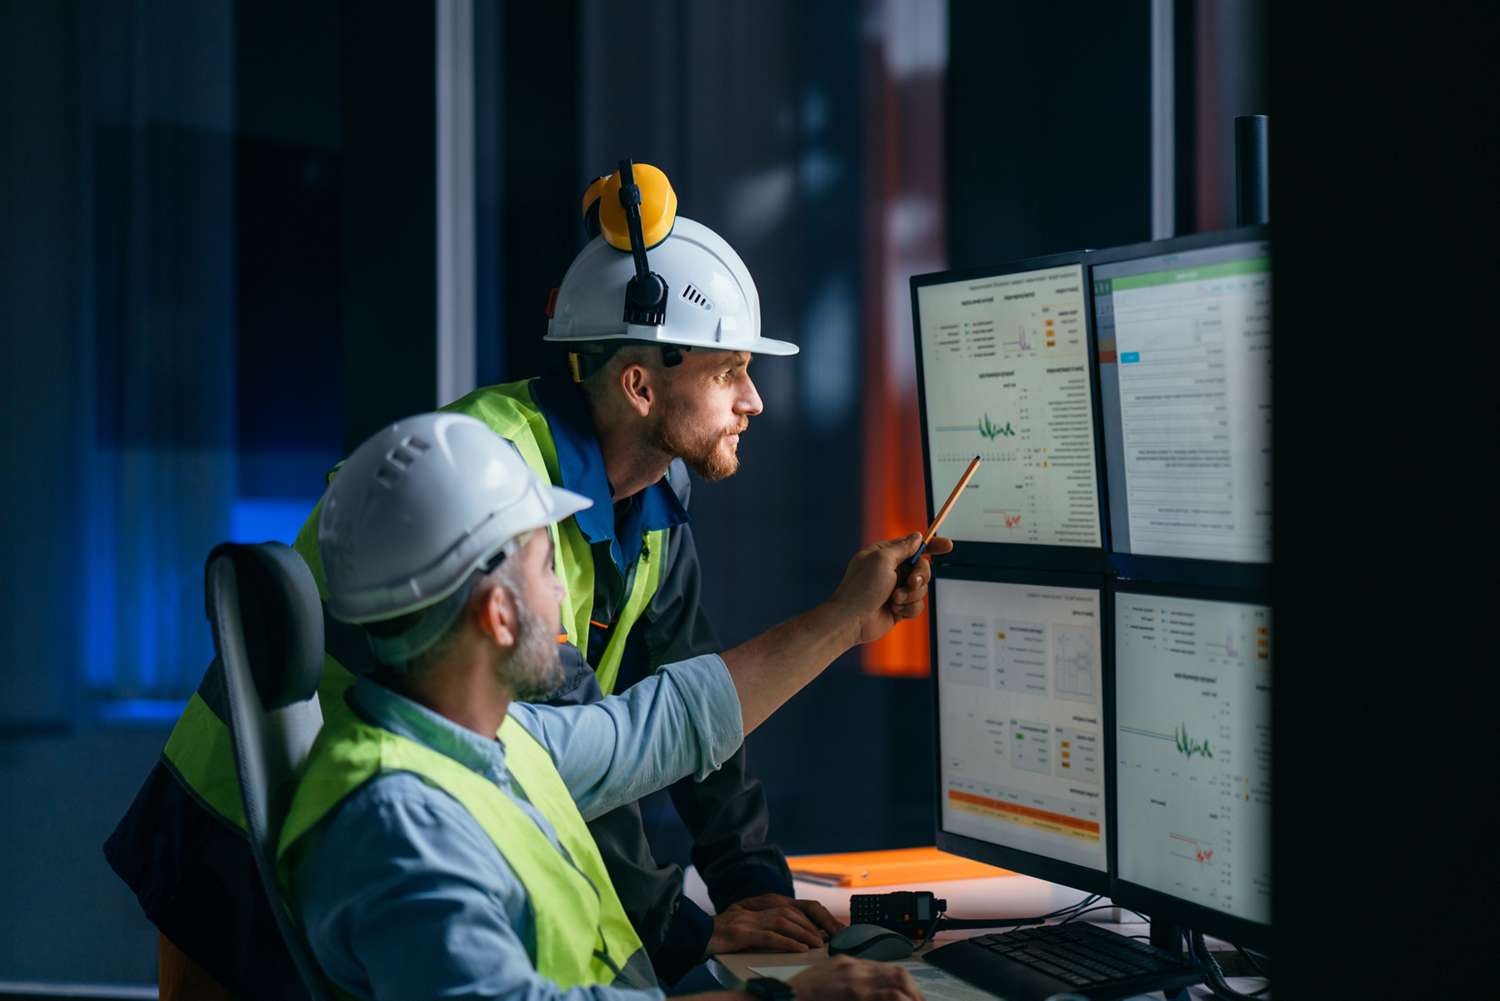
707 895 832 954
729 893 844 937
786 956 923 1001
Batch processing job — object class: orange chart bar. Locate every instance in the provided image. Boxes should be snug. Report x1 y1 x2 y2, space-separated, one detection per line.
949 790 1101 841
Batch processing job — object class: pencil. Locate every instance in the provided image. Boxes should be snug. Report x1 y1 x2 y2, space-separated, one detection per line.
924 455 981 545
899 455 981 581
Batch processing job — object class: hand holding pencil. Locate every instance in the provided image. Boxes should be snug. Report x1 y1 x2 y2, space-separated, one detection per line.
819 456 973 644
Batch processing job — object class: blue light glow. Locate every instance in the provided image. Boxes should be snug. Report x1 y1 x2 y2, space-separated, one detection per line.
229 496 317 545
93 698 191 725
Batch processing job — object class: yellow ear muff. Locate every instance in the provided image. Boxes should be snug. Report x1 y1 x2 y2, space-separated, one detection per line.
595 162 677 251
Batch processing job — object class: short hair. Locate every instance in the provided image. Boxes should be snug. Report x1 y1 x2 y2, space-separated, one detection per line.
577 343 661 401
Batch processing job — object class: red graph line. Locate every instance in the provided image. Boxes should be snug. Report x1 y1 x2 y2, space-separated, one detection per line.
1168 832 1214 863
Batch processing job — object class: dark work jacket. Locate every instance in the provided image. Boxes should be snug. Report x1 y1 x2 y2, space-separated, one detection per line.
529 378 792 984
543 482 794 983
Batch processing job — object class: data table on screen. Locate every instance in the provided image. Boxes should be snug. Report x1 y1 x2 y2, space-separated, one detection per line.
1094 241 1271 564
916 264 1102 549
935 577 1108 872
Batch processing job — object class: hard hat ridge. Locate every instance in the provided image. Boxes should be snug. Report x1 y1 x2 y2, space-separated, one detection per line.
547 218 797 358
318 413 590 632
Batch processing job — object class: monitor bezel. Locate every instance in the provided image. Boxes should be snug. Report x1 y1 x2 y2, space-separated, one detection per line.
910 251 1111 574
929 563 1114 896
1087 226 1273 591
1106 578 1273 953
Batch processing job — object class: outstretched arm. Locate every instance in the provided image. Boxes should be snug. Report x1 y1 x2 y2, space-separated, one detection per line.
522 534 949 822
723 534 949 733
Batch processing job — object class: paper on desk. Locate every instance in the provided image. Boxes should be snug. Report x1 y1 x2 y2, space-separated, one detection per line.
894 960 1005 1001
748 964 816 981
748 960 999 1001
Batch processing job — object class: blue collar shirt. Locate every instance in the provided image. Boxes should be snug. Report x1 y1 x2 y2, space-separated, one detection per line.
529 377 688 576
291 653 743 1001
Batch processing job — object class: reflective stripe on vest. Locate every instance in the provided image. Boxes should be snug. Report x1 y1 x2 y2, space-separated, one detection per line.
162 691 248 830
276 711 651 990
161 379 671 832
441 380 668 696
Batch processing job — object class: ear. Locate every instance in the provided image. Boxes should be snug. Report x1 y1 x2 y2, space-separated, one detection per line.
474 579 520 652
618 360 655 418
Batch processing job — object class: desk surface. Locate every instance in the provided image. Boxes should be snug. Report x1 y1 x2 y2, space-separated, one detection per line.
684 869 1097 927
690 873 1269 1001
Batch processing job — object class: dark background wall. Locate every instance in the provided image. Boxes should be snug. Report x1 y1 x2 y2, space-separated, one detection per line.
1269 4 1497 997
2 0 83 733
947 3 1154 264
0 0 436 982
1 0 233 982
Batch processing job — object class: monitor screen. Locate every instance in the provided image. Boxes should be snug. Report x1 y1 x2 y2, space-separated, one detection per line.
1113 589 1271 927
1093 236 1271 563
935 575 1107 876
914 262 1103 551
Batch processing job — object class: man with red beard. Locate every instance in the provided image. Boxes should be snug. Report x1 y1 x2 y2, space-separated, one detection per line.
440 163 820 987
105 162 866 999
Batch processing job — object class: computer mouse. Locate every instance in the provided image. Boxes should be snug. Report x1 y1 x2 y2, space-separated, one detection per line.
827 924 915 961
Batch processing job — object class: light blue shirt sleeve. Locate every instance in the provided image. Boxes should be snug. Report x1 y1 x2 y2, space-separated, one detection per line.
294 774 667 1001
508 653 745 821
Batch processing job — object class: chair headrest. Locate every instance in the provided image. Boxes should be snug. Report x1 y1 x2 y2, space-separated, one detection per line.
205 542 324 710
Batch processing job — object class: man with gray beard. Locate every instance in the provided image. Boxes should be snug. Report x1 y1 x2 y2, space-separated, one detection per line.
281 411 948 1001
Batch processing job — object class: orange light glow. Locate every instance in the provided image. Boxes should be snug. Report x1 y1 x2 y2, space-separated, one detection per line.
859 26 944 678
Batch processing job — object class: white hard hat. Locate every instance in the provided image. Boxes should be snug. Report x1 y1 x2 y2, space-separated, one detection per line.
318 412 590 627
545 215 799 357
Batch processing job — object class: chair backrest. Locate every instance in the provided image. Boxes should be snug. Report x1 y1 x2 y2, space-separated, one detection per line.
204 542 330 1001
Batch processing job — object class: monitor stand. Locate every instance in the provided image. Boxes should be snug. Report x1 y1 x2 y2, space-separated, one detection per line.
1149 920 1193 1001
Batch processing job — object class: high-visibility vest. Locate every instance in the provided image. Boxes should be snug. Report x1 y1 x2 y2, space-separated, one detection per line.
161 378 668 834
277 709 653 990
441 380 669 699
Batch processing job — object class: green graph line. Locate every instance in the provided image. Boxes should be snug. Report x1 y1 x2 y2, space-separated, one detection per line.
1175 723 1213 759
978 413 1016 440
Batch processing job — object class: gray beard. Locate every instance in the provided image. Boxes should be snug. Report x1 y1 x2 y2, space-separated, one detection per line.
502 597 566 701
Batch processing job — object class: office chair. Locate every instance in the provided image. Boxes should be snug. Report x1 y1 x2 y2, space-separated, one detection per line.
205 542 331 1001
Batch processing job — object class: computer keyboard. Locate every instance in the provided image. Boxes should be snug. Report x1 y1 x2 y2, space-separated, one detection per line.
925 921 1203 1001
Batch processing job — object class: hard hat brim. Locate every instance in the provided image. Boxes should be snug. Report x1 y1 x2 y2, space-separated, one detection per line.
744 336 800 357
543 329 801 357
538 484 592 526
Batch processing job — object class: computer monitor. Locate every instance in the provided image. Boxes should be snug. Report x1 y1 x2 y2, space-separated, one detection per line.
911 253 1106 571
1111 585 1272 951
1091 228 1271 580
931 568 1111 894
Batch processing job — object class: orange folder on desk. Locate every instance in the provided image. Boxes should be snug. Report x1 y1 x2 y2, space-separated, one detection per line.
788 846 1014 887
